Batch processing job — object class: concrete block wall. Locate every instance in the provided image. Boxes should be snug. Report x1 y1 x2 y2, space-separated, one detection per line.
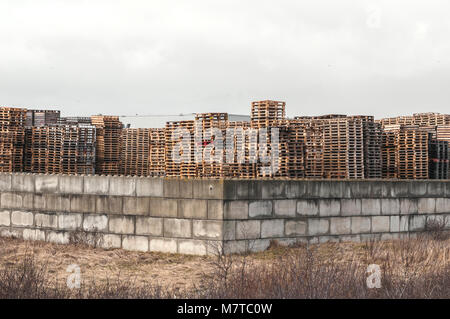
0 173 449 255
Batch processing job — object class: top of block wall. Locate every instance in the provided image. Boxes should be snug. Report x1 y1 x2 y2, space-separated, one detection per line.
0 173 449 199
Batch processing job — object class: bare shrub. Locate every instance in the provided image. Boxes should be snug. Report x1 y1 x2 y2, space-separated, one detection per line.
425 216 449 241
68 228 104 248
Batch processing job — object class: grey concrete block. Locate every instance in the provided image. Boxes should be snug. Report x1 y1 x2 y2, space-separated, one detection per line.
361 198 381 215
351 216 371 234
109 216 135 234
381 199 400 215
58 213 83 230
23 228 46 241
285 220 307 236
400 198 418 214
35 213 58 228
318 199 340 216
163 179 180 198
83 175 109 195
223 240 247 254
122 235 148 252
22 193 34 210
435 198 450 213
261 219 284 238
11 174 34 192
58 175 83 194
101 234 122 249
123 197 150 216
179 180 194 198
224 201 248 220
149 198 178 218
296 200 318 216
149 238 178 253
0 193 23 209
46 231 70 244
70 195 96 213
400 216 409 232
273 200 296 217
35 175 58 193
236 220 260 239
409 215 426 231
248 239 271 252
193 220 223 239
390 216 400 232
33 194 46 210
96 196 122 214
330 217 351 235
0 210 10 226
11 211 33 226
381 233 400 240
0 227 23 238
427 182 444 196
261 181 286 199
341 199 361 216
83 214 108 232
193 180 223 199
417 198 436 214
372 216 390 233
308 218 329 235
390 182 411 197
339 235 361 243
135 178 164 197
179 199 208 219
249 200 272 218
45 194 70 212
163 218 191 238
223 221 236 240
319 236 340 243
178 240 207 255
207 200 223 220
0 173 11 192
135 217 163 236
285 182 306 199
408 182 427 197
109 176 136 196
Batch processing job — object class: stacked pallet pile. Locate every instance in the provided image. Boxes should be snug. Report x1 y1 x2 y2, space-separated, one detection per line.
149 128 166 176
26 110 60 127
120 128 151 176
436 125 450 143
164 120 196 177
428 140 449 179
91 116 122 175
381 125 399 179
0 107 26 172
294 117 324 178
396 128 429 179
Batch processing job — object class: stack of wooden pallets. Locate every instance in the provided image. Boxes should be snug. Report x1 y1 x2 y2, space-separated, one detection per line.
436 125 450 143
251 100 286 129
26 110 60 127
396 128 429 179
0 107 26 172
91 116 122 175
428 140 449 179
164 120 196 178
120 128 151 176
149 128 166 176
413 113 450 126
381 128 398 179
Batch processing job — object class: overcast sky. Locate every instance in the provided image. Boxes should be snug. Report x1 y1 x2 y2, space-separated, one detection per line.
1 0 449 127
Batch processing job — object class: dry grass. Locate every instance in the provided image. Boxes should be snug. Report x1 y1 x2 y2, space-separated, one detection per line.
0 232 448 298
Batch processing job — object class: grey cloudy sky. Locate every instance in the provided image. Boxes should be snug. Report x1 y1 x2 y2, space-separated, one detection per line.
1 0 449 127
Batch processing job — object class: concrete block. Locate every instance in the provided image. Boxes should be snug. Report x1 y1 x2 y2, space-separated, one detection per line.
224 201 248 220
348 181 372 198
149 198 178 218
149 238 178 254
123 197 150 216
339 235 361 243
122 235 148 252
178 240 207 255
45 194 70 212
47 231 69 244
417 198 436 214
83 214 108 232
273 200 296 217
109 216 135 234
360 233 381 242
341 199 361 216
0 173 11 191
223 240 247 254
304 181 321 198
23 228 46 241
248 239 271 252
22 193 34 210
179 199 207 219
70 195 96 213
408 182 427 196
308 218 329 235
58 175 83 194
207 200 223 220
193 220 223 239
390 216 400 232
371 216 390 233
381 233 399 240
261 181 286 199
11 174 34 192
135 178 164 197
249 200 272 218
83 175 109 195
261 219 284 238
223 221 236 240
435 198 450 213
427 182 444 196
330 217 351 235
58 213 83 230
381 199 400 215
400 199 418 214
109 176 135 196
163 179 180 198
135 217 163 236
409 215 426 231
33 194 46 210
351 216 371 234
179 180 193 198
96 196 122 214
101 234 122 249
0 210 10 226
285 220 307 236
236 220 260 239
11 211 33 226
163 218 191 238
319 236 339 243
35 213 58 228
1 193 23 209
400 216 409 232
35 175 58 193
390 182 411 197
318 199 340 216
361 198 381 215
285 182 306 199
193 180 222 199
296 200 318 216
